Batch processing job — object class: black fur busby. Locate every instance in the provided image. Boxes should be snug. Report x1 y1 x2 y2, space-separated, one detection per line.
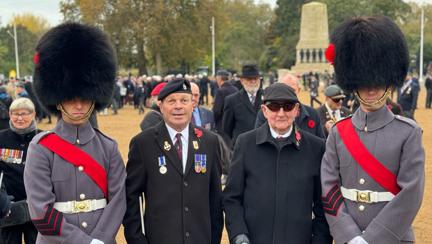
33 22 117 115
331 16 409 92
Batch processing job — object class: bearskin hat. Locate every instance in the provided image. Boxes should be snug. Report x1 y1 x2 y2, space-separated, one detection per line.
33 22 117 115
331 16 409 92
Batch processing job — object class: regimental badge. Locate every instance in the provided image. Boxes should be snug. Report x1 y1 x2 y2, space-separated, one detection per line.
193 141 199 150
158 156 167 174
164 141 171 151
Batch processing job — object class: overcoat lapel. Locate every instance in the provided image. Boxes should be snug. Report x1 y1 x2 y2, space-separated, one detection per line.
154 123 183 175
239 89 256 114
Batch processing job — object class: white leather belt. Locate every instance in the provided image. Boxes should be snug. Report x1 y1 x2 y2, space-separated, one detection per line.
341 187 394 203
53 199 107 213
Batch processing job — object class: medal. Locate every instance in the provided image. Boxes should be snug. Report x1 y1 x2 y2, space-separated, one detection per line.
164 141 171 151
193 141 199 150
158 156 167 174
194 154 202 173
200 154 207 173
159 166 167 174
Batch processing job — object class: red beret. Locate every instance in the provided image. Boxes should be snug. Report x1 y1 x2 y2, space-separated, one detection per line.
151 82 167 96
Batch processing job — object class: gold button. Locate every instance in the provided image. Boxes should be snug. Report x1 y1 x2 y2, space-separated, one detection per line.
78 166 84 171
358 205 365 211
79 194 86 200
81 221 88 228
359 178 365 185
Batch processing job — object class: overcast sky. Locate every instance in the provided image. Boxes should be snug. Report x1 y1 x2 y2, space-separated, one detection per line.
0 0 430 27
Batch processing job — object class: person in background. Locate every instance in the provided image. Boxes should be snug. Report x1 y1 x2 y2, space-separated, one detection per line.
190 82 215 130
0 98 41 244
316 85 351 137
139 82 166 131
0 87 13 130
424 72 432 109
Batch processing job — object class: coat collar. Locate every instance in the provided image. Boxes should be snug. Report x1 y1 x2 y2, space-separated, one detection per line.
256 122 300 150
53 119 95 145
297 104 310 122
351 105 394 132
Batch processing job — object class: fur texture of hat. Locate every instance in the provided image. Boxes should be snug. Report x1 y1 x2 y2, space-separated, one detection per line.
331 16 409 92
33 22 117 115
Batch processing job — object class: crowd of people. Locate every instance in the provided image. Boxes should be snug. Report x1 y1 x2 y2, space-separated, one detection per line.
0 16 427 244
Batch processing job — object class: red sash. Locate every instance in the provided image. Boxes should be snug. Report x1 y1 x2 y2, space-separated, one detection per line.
39 134 108 198
336 118 401 195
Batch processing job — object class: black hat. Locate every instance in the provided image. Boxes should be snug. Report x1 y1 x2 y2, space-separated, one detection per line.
239 64 260 78
158 78 192 101
216 70 230 78
325 84 346 99
263 83 299 103
331 16 408 92
33 22 117 115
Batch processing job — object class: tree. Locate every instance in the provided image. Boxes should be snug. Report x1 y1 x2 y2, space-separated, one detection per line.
9 13 51 36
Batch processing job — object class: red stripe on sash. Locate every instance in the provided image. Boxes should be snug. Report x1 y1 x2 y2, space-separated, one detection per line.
336 119 401 195
39 134 108 198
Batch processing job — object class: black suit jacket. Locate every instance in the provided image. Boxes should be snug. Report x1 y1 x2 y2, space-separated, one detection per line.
222 88 263 144
213 82 238 132
124 122 223 244
316 104 352 137
255 103 325 139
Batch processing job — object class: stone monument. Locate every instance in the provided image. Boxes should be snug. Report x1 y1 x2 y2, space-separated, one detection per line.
288 1 333 75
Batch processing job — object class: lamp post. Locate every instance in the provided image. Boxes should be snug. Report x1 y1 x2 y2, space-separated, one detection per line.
210 16 215 76
419 1 425 83
7 23 20 78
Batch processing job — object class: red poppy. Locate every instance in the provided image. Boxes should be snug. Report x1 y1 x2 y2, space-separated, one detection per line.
33 52 40 65
194 128 203 138
325 43 335 64
295 131 301 141
308 119 315 128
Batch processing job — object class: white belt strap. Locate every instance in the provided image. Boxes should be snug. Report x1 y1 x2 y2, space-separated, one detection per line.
341 187 394 203
53 199 107 214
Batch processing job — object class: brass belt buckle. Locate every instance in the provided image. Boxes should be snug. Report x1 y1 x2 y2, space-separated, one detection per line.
356 191 371 203
73 200 91 213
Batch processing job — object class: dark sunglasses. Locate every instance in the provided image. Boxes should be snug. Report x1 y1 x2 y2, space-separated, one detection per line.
331 97 344 103
265 102 297 112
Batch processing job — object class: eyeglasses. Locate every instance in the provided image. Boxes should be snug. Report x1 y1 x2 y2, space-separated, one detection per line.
265 102 297 112
11 112 32 118
331 98 344 103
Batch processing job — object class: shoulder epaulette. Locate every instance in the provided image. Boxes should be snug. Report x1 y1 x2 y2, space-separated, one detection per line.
394 115 418 128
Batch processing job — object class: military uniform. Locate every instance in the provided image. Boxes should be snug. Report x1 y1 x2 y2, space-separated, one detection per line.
123 122 223 244
321 106 424 243
316 104 351 137
24 120 126 243
322 16 425 244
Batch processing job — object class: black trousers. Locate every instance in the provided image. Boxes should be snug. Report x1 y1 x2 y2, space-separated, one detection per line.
426 89 432 108
0 222 37 244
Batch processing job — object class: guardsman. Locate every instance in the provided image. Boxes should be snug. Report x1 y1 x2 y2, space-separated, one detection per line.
321 16 425 244
23 23 126 244
123 78 223 244
223 83 332 244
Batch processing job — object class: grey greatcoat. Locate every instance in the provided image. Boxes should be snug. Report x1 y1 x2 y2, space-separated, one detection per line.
24 119 127 244
321 105 425 244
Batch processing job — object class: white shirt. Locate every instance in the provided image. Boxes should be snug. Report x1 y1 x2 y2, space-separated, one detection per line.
269 126 293 139
325 102 341 121
166 123 189 173
247 91 257 104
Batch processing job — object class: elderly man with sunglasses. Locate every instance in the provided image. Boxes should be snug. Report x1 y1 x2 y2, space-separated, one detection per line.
223 83 332 244
317 85 352 137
